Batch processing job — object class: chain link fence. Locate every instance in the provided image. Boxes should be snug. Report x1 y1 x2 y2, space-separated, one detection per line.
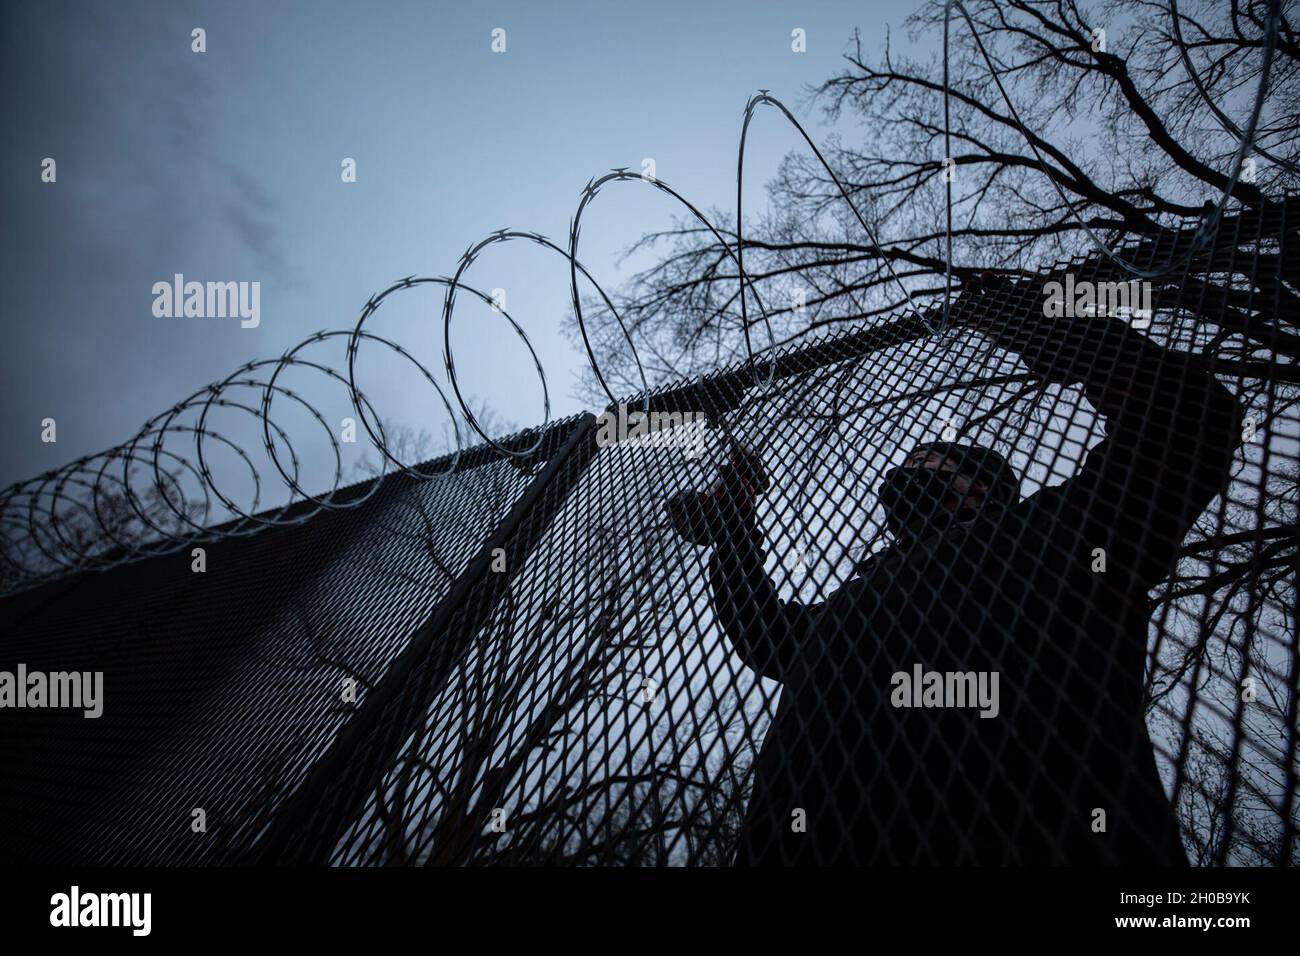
1 203 1296 866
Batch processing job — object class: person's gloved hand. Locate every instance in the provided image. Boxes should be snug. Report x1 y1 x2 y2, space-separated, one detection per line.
950 270 1141 387
664 441 769 546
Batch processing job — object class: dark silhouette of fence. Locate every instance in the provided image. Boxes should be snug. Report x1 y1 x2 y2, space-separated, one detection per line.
0 201 1296 865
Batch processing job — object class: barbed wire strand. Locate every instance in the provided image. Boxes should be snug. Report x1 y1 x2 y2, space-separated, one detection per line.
0 0 1281 594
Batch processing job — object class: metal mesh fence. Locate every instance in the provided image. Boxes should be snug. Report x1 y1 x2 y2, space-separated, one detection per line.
1 203 1296 866
0 435 552 864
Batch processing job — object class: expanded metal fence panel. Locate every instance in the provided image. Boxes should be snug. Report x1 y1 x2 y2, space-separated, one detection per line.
263 208 1295 866
0 438 554 864
1 205 1296 866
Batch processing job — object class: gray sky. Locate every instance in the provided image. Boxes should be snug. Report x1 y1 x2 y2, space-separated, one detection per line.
1 0 927 502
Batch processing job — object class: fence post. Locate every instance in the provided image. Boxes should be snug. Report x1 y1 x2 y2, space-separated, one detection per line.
246 413 600 865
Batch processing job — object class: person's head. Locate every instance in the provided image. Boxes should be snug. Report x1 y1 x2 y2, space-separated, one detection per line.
877 441 1019 541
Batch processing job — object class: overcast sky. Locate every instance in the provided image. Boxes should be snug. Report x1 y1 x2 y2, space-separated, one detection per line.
1 0 929 502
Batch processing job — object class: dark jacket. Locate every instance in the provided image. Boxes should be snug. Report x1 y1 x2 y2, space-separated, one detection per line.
710 318 1241 865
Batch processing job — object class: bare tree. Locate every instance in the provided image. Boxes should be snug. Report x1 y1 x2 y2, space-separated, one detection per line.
565 0 1299 865
572 0 1298 391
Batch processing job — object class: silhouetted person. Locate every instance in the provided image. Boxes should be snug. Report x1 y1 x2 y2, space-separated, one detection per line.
666 278 1241 865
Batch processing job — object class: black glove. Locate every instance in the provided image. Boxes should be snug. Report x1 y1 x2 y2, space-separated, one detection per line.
664 442 769 546
951 271 1141 386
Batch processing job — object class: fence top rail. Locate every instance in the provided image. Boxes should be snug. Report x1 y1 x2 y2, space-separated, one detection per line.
2 195 1294 603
